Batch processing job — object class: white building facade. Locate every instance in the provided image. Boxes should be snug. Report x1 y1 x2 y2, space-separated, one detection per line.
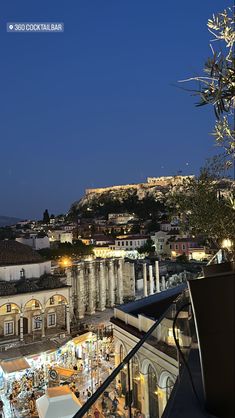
16 235 50 250
115 236 149 251
0 241 70 344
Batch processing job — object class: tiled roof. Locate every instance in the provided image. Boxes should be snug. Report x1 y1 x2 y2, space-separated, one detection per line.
0 240 43 266
0 281 17 296
37 275 65 289
0 275 68 297
16 278 39 293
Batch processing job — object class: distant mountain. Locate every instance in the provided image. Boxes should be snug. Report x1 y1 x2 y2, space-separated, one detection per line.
0 216 21 227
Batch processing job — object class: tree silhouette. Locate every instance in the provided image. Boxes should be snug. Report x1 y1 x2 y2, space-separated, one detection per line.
43 209 50 224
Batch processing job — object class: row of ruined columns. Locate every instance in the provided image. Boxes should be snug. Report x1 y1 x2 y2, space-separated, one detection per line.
142 261 164 297
69 258 126 319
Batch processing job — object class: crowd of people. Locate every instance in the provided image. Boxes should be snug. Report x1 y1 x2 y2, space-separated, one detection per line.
4 366 47 417
0 334 115 417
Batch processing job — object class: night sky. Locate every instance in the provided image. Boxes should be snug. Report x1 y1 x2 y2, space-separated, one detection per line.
0 0 228 219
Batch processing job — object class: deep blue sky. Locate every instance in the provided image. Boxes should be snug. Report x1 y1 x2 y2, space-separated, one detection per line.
0 0 229 219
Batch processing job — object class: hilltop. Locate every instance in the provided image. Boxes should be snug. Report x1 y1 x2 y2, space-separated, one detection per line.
69 176 193 219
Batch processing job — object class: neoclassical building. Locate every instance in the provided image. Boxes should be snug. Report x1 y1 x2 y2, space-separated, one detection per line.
0 241 70 345
111 285 190 418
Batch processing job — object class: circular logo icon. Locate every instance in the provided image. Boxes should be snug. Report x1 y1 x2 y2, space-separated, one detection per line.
49 369 58 381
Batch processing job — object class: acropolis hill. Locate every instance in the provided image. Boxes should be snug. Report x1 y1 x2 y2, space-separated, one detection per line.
85 176 194 196
70 176 195 213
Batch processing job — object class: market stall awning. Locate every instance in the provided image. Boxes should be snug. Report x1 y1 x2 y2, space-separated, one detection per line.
54 367 75 378
0 357 30 374
72 332 93 345
36 385 81 418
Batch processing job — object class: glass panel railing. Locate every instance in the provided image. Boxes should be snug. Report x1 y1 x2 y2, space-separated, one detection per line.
73 288 194 418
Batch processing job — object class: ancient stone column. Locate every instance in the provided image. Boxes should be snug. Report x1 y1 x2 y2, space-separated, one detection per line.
87 261 95 314
108 260 115 307
155 260 160 293
98 260 106 311
116 259 124 304
20 311 24 342
149 265 154 295
66 304 70 334
130 262 136 298
77 263 85 319
143 263 148 297
41 310 45 338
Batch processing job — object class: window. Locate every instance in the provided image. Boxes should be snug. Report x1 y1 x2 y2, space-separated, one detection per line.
175 245 178 250
160 245 163 250
118 242 120 246
182 244 186 250
4 321 14 336
169 244 172 249
49 297 54 305
122 242 124 246
35 300 40 308
33 316 42 330
130 241 132 246
148 365 159 418
166 376 175 401
125 241 128 246
6 304 11 313
47 313 56 327
20 268 25 278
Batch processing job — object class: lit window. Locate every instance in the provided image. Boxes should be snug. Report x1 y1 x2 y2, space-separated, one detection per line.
4 321 14 336
6 304 11 313
48 313 56 327
33 316 42 330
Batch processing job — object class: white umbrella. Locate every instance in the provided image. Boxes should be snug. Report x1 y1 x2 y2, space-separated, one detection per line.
36 385 81 418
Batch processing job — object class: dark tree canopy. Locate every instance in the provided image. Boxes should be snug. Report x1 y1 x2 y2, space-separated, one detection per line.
169 170 235 249
43 209 50 224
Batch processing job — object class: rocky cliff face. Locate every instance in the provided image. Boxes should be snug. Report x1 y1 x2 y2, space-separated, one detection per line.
73 184 163 210
70 176 192 214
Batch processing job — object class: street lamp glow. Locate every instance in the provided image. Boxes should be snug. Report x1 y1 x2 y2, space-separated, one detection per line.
221 239 233 249
60 257 72 267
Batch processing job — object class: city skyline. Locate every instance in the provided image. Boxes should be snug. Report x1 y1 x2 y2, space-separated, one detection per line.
0 0 228 218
